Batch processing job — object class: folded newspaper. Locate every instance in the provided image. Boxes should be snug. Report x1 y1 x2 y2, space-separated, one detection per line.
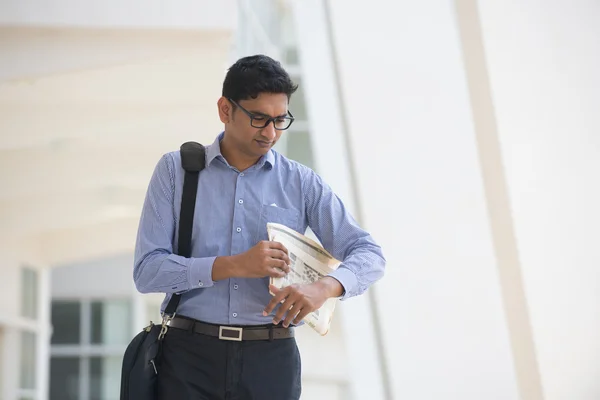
267 223 341 336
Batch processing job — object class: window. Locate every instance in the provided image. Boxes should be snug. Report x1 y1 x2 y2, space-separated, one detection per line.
50 358 79 400
50 299 131 400
284 46 299 65
21 267 38 319
91 300 131 345
286 130 315 170
51 302 81 344
90 356 122 400
20 331 36 390
289 76 308 121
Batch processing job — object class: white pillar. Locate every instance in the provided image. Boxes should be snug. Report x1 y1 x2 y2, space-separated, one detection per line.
0 259 25 400
292 1 388 399
37 267 51 400
323 0 520 398
2 327 19 400
476 1 600 398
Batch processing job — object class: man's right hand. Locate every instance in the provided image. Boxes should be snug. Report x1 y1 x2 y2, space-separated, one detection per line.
233 241 291 278
212 241 291 281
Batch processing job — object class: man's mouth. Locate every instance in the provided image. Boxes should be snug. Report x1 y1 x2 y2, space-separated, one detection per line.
255 139 273 148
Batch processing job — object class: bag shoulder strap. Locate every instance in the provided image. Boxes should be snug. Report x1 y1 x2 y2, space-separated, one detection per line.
164 141 206 316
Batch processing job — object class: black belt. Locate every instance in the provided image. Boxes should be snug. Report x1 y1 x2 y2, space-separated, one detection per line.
167 316 294 341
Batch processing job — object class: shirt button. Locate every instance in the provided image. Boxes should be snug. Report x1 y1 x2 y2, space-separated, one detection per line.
236 227 242 233
238 199 243 204
198 281 204 287
240 173 245 177
232 313 238 318
234 284 239 290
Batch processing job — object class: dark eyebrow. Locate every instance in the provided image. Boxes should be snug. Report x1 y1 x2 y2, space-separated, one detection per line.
248 110 289 118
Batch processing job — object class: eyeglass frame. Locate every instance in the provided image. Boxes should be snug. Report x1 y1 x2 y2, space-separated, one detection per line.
228 98 295 130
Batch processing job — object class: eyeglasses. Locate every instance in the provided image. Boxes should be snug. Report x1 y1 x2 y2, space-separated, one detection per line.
228 98 295 130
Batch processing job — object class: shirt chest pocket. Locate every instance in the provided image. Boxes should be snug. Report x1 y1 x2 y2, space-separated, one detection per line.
255 204 300 242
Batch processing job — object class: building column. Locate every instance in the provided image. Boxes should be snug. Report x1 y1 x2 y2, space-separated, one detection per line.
292 1 388 399
37 267 51 400
1 327 19 400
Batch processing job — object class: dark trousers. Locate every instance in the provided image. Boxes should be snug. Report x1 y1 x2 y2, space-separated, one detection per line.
157 325 302 400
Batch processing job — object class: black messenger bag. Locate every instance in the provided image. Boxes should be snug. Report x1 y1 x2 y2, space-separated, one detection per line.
119 141 205 400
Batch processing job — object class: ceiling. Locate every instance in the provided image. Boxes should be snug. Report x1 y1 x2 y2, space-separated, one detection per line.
0 27 233 266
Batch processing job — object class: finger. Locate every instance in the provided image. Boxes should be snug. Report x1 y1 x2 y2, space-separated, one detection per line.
263 287 289 315
268 241 289 256
274 296 296 324
293 307 312 325
283 304 302 327
268 266 287 278
272 288 299 323
269 258 290 274
268 249 291 265
269 284 281 295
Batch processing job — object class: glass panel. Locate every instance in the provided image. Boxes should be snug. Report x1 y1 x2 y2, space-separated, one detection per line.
17 390 37 400
90 356 122 400
20 267 38 319
248 0 282 47
51 302 81 344
289 76 308 121
19 331 36 389
90 357 101 399
284 47 299 65
91 300 131 345
90 302 102 344
50 357 80 400
280 6 299 57
286 130 315 170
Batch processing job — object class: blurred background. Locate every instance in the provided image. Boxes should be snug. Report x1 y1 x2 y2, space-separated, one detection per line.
1 0 599 399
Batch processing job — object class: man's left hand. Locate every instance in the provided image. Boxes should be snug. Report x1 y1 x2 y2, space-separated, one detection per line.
263 277 343 328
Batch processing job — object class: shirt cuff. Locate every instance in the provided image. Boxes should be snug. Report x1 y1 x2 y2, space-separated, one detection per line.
188 256 216 289
328 266 358 301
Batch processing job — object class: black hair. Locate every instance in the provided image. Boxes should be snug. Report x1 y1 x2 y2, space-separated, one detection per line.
222 54 298 102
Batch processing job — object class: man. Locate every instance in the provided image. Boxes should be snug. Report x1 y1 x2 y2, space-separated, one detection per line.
133 54 385 400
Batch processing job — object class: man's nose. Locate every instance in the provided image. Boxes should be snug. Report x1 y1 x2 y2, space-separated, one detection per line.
263 121 277 140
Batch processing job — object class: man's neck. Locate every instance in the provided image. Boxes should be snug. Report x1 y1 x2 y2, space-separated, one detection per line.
220 136 260 172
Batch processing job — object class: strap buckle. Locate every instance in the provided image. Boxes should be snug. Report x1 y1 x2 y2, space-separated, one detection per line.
158 313 175 341
219 326 243 341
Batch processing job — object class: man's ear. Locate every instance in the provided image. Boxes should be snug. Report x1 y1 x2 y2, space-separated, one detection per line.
217 97 232 124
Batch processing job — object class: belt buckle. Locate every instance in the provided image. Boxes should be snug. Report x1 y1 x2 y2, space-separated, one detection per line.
219 326 243 341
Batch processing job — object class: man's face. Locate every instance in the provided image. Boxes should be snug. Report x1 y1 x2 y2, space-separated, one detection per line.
219 92 289 159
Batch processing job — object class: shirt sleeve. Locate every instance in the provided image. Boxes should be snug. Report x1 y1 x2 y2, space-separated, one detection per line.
301 166 386 300
133 154 216 294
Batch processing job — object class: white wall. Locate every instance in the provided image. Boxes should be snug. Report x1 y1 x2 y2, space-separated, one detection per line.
0 14 233 399
479 1 600 399
51 254 134 299
0 259 22 400
326 0 519 399
292 1 387 399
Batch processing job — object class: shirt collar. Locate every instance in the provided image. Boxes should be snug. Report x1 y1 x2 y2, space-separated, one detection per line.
260 146 276 169
206 132 224 166
206 132 275 170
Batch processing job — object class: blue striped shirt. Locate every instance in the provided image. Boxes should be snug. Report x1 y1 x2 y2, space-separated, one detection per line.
133 133 385 325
